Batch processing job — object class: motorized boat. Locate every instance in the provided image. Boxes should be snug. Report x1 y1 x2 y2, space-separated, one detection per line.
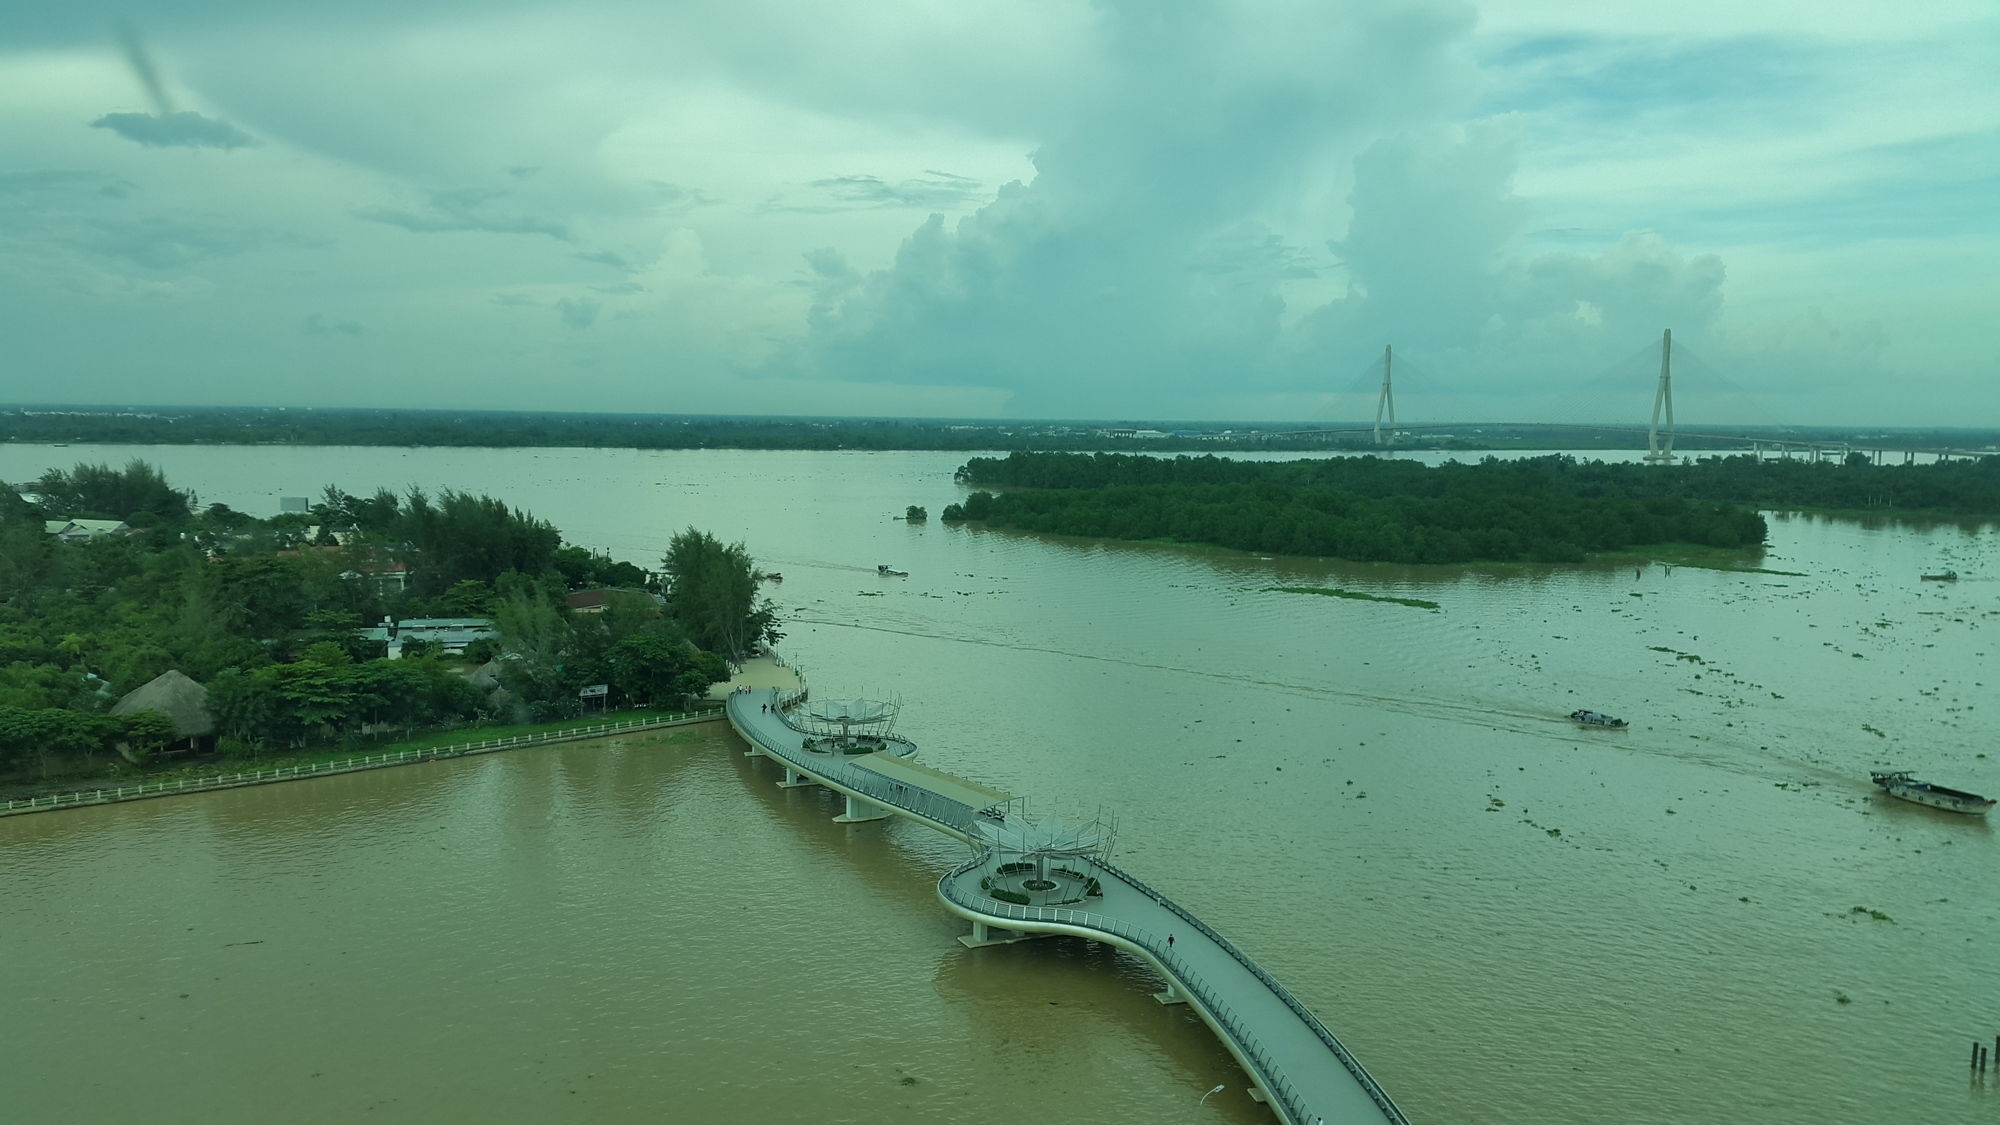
1870 770 1994 815
1920 570 1958 581
1568 709 1628 729
762 572 783 582
877 565 908 577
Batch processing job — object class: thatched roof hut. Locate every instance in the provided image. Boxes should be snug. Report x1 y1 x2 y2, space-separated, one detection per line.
110 669 215 739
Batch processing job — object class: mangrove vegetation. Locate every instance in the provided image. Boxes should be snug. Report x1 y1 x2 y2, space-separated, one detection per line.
942 452 1783 564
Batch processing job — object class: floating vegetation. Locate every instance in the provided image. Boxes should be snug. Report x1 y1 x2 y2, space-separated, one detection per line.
1267 586 1440 610
1850 906 1894 922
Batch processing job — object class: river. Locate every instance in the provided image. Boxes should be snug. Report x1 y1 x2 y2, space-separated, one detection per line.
3 443 1996 1123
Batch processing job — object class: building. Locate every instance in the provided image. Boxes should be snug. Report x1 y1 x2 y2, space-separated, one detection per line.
358 617 499 659
47 519 132 542
109 670 215 755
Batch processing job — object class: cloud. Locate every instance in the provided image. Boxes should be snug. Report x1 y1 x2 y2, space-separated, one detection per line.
81 215 264 269
556 297 600 329
791 0 1481 416
304 313 364 337
0 170 135 201
354 184 571 240
1289 124 1728 409
90 111 256 151
766 171 989 213
650 181 721 210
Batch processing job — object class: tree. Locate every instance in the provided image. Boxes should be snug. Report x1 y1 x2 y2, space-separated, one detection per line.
32 460 193 526
607 634 701 706
905 505 927 521
118 710 179 764
660 528 777 657
398 489 562 595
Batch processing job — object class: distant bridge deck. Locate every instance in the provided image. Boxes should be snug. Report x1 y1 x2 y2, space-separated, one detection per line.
726 683 1408 1124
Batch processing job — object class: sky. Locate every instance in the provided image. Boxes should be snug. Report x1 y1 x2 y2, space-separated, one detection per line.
1 0 1995 426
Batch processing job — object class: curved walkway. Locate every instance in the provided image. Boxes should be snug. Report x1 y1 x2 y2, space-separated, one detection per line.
725 677 1408 1125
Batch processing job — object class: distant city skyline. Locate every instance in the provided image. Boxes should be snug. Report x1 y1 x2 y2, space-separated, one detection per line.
3 0 1995 425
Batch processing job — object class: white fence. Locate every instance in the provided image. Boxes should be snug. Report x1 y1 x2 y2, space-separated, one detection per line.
1 709 721 817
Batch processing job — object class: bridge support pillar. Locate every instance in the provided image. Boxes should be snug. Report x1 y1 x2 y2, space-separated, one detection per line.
778 767 816 789
1153 980 1188 1006
833 793 891 823
956 921 1048 948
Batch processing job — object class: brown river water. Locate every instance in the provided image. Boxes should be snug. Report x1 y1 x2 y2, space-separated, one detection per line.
2 445 1996 1123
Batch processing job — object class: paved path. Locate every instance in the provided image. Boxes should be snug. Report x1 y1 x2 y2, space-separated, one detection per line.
721 665 1408 1123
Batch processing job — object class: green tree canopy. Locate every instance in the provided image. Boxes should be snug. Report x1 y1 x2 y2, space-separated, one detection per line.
33 460 194 526
660 529 778 657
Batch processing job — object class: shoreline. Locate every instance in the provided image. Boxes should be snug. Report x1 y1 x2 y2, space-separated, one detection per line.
2 657 804 818
0 709 723 818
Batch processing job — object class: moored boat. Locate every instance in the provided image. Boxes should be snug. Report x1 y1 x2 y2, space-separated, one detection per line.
1568 709 1628 729
1920 570 1957 581
1870 770 1994 814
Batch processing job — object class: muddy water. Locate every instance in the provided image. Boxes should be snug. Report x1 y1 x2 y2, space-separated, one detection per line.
3 445 1997 1123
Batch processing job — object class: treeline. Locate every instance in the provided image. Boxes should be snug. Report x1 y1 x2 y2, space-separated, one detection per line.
942 452 1773 564
0 461 777 776
953 451 2000 515
3 408 1185 452
9 406 1998 457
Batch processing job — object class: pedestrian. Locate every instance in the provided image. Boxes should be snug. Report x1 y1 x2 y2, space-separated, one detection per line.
1167 934 1175 948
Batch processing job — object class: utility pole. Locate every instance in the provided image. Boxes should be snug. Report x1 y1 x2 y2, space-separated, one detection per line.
1374 345 1395 446
1645 329 1676 463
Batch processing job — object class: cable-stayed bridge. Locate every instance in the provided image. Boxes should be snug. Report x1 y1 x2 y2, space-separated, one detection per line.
1279 332 1991 463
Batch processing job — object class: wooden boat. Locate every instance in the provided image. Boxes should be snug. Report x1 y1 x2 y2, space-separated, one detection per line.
1870 770 1994 814
876 565 908 577
1920 570 1957 581
761 572 783 582
1568 709 1628 729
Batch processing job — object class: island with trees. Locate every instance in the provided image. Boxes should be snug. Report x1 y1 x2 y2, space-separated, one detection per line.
940 451 1789 565
1 460 780 795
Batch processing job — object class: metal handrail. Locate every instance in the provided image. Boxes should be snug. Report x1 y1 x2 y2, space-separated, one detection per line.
1095 856 1410 1124
741 690 1408 1125
737 696 980 835
936 859 1318 1124
1 710 714 816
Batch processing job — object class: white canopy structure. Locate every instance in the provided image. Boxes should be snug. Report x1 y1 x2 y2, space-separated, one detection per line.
795 697 900 741
974 813 1116 878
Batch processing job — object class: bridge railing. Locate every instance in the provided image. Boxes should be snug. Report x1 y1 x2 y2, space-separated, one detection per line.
0 710 717 817
741 690 1404 1123
1093 857 1409 1124
939 858 1329 1125
734 697 980 835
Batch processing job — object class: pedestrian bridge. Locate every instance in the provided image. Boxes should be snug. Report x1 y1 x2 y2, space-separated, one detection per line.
726 684 1409 1125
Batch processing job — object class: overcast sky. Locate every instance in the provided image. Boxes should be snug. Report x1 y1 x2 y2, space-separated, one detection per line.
3 0 1994 425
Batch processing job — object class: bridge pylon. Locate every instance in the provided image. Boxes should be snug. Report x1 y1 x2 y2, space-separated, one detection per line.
1373 345 1396 446
1644 329 1676 463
